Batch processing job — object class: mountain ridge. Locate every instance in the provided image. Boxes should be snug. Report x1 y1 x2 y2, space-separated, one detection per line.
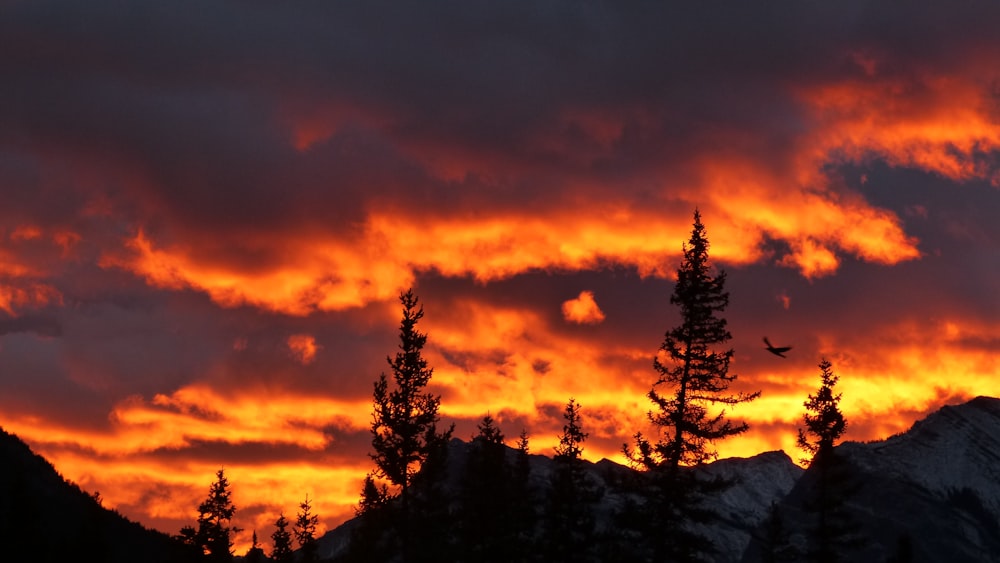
3 396 1000 561
0 426 200 562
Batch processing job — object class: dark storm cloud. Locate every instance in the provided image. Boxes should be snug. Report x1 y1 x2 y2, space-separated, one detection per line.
0 314 61 337
3 0 998 234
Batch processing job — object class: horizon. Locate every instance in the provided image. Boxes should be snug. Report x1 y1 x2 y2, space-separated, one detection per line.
1 0 998 555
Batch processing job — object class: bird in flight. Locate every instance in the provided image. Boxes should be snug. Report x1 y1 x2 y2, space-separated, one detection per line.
763 337 792 358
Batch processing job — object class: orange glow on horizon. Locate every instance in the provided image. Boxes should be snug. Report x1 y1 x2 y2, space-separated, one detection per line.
3 308 998 554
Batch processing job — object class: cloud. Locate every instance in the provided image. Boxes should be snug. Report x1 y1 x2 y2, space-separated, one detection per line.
561 291 606 325
287 334 319 365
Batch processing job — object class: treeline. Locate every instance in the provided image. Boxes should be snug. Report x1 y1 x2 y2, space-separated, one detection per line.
177 210 867 563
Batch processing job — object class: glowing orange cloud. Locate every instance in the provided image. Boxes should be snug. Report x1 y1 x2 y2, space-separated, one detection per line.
562 290 606 324
3 384 370 457
98 230 414 315
798 70 1000 185
287 334 320 365
0 281 62 316
0 227 68 315
418 297 657 463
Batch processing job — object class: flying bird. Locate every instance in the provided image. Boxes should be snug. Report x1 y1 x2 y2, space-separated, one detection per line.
763 337 792 358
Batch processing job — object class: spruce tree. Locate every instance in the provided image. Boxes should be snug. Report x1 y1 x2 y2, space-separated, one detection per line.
270 513 294 563
458 414 518 563
367 289 452 562
244 530 268 563
344 475 391 563
510 429 538 561
797 358 846 460
407 423 455 562
294 495 320 563
544 398 602 563
179 468 241 562
624 209 760 561
357 473 389 515
797 358 863 563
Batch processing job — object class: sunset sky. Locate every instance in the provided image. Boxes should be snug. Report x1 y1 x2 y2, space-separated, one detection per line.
1 0 998 552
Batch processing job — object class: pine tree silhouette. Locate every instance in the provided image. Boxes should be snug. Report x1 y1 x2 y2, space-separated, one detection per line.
797 358 864 563
458 414 518 563
294 495 320 563
178 468 241 562
544 398 603 563
624 209 760 562
510 429 538 563
343 476 391 562
367 289 454 562
243 530 268 563
270 513 294 563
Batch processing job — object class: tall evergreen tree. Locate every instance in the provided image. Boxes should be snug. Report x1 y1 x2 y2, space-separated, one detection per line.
458 414 511 562
294 495 320 563
797 358 863 563
367 289 452 562
544 398 602 563
343 475 391 563
797 358 847 460
631 209 760 470
178 468 241 562
270 513 294 563
624 209 760 561
510 429 538 562
407 423 456 563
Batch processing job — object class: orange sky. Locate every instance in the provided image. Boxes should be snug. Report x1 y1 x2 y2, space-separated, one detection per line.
1 1 999 555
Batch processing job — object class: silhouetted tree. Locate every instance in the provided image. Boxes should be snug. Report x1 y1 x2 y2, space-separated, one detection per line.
368 289 453 562
544 398 603 563
458 414 525 562
510 429 538 561
270 513 294 563
624 209 760 561
358 472 389 515
342 475 392 562
408 422 455 562
797 359 846 460
179 468 241 562
758 501 800 563
295 495 320 563
244 530 268 563
797 358 863 563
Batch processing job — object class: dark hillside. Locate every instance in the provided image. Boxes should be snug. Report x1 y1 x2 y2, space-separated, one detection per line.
0 427 201 563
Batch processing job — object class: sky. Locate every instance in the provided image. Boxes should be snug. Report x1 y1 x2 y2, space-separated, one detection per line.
1 0 999 552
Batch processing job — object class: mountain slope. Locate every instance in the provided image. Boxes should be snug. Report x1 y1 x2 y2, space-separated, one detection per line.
743 396 1000 562
317 438 803 562
0 426 201 562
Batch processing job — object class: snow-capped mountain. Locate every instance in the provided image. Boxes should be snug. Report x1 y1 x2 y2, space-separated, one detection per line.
5 395 1000 562
316 437 804 562
321 397 1000 562
743 396 1000 562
